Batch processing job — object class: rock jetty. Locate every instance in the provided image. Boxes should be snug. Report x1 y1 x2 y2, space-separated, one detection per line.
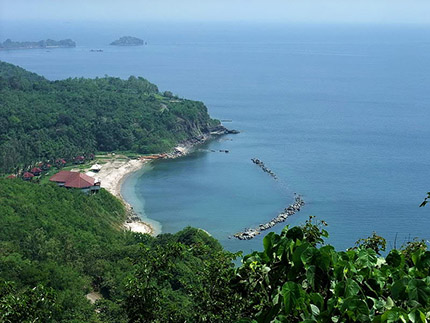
251 158 277 180
233 195 305 240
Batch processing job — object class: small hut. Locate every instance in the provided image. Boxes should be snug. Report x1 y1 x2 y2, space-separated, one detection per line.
89 164 102 172
31 167 42 176
23 172 35 180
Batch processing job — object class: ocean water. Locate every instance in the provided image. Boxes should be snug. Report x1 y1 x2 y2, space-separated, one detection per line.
2 22 430 254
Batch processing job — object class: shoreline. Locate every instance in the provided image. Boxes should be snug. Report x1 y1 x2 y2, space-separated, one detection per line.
98 130 226 236
96 158 155 235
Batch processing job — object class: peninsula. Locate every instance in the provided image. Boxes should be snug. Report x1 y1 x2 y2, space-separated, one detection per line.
110 36 144 46
1 62 429 323
0 38 76 50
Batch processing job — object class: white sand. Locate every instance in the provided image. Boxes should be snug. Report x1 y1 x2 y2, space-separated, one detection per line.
123 221 152 233
97 159 143 198
87 144 197 236
88 158 154 235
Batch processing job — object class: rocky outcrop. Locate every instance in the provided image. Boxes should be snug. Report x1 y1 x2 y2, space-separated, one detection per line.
209 125 240 135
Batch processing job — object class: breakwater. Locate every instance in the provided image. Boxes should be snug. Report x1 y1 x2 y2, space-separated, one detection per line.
251 158 277 180
233 194 305 240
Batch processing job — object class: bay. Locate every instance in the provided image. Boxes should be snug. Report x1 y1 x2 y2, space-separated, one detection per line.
2 22 430 254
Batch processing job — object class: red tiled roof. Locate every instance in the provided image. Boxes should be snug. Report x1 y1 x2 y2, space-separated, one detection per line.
66 173 94 188
31 167 42 173
6 174 16 179
50 171 95 188
23 172 34 178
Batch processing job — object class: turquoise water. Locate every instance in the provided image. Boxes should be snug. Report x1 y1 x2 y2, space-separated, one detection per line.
2 22 430 254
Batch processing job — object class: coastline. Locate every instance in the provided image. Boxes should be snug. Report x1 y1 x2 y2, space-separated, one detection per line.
96 158 154 235
96 126 236 236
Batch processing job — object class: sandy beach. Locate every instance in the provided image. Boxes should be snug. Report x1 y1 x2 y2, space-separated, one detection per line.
97 158 144 198
87 138 219 236
92 157 154 235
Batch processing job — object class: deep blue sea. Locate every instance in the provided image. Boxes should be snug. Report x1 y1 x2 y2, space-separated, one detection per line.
2 21 430 255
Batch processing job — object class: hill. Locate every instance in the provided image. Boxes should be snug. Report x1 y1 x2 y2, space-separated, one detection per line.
0 179 237 322
0 61 220 173
2 180 430 322
110 36 144 46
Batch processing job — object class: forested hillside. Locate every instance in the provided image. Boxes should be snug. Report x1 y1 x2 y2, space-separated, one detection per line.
2 179 430 322
0 179 240 322
2 62 430 323
0 61 220 173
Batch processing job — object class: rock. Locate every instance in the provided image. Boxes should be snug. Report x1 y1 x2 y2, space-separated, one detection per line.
233 195 305 240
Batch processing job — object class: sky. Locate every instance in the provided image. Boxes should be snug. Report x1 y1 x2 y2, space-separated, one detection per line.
1 0 430 24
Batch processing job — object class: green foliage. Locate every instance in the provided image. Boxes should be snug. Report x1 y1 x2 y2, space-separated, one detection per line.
0 179 132 321
0 179 240 322
0 281 59 323
124 229 243 322
2 176 430 322
354 232 387 255
235 217 430 322
0 61 220 173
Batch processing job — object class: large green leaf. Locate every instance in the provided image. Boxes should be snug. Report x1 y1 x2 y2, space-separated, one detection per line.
345 278 361 298
285 226 304 241
263 232 277 259
306 265 316 290
356 248 377 269
282 282 302 315
415 251 430 272
309 293 323 310
386 250 403 268
380 307 408 323
292 242 310 267
408 279 430 306
391 278 409 301
301 247 319 266
340 296 370 321
408 309 427 323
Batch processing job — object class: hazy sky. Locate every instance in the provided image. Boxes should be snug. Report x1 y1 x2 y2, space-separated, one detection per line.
1 0 430 24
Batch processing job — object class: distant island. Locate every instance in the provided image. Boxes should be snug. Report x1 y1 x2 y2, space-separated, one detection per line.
110 36 144 46
0 38 76 50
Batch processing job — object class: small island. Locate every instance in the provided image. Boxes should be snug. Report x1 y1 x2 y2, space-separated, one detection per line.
0 38 76 50
110 36 144 46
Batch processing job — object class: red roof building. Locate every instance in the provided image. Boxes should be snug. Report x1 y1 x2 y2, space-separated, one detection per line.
50 171 100 193
74 156 85 164
23 172 35 180
31 167 42 175
6 174 16 179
